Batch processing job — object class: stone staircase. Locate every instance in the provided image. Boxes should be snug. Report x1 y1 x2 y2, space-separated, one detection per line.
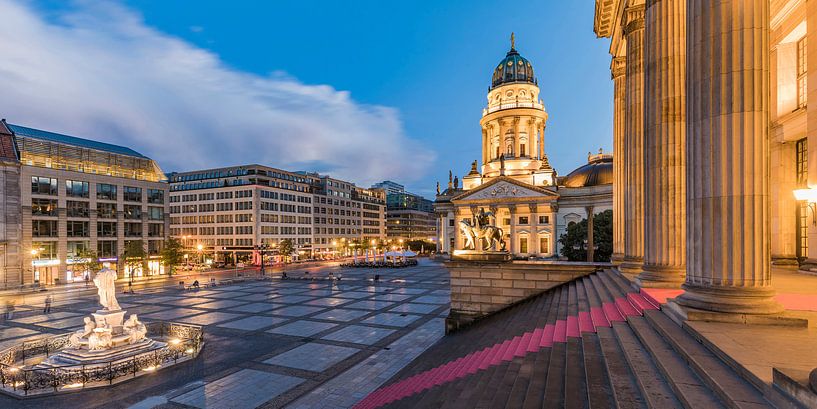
354 269 798 409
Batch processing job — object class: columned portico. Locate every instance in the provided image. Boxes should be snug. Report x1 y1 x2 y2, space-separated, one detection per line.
637 0 686 288
675 0 782 315
621 3 646 275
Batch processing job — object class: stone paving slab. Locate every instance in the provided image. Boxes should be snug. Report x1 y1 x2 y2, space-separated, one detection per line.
389 303 442 314
179 312 244 326
362 312 421 328
344 300 396 311
218 316 288 331
273 295 317 304
228 302 279 313
235 293 278 302
171 368 305 409
0 326 41 340
313 309 370 322
334 291 374 300
412 295 451 304
371 293 413 302
36 316 86 330
289 318 444 409
305 297 353 308
141 308 208 321
193 300 248 310
201 291 246 299
11 311 80 324
321 325 396 345
161 297 213 306
266 320 339 337
263 342 361 372
272 305 325 317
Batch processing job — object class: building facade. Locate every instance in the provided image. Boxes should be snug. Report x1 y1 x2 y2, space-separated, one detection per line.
0 120 169 287
168 166 386 262
592 0 809 314
434 38 612 259
168 165 314 263
310 174 386 257
372 182 436 243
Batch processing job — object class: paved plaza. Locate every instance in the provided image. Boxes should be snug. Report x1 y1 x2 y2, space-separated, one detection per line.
0 259 450 409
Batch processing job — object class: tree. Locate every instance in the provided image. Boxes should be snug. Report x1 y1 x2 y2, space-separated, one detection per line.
74 248 100 280
121 240 147 285
278 239 294 263
558 210 613 262
160 238 184 277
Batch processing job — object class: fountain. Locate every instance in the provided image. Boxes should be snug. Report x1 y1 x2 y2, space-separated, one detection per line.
0 268 204 397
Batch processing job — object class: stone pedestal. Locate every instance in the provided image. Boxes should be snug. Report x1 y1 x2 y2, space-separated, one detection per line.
92 309 126 330
451 250 511 262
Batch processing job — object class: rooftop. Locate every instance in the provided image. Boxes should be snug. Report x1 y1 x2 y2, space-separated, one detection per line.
6 123 148 159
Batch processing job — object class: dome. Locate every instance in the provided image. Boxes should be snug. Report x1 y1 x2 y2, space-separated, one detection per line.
562 154 613 188
491 47 537 90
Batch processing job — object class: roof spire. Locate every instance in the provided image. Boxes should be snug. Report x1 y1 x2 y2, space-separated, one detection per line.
510 32 515 49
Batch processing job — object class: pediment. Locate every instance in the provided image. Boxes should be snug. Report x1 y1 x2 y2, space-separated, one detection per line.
452 177 557 203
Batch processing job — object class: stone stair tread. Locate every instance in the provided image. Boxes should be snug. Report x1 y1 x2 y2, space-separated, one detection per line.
564 337 588 409
596 326 648 409
613 322 683 409
644 310 771 408
627 316 726 408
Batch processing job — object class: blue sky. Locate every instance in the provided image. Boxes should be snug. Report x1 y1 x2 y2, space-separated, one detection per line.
0 1 612 198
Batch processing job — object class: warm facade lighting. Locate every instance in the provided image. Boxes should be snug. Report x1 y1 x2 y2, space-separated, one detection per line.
794 188 817 225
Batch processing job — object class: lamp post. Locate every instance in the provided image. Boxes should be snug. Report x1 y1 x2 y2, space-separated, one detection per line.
196 244 204 265
30 248 39 286
255 243 268 276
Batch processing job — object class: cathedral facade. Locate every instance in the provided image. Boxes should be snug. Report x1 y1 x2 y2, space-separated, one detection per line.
435 37 612 259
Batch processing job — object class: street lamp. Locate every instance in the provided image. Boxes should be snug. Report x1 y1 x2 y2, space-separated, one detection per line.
30 248 39 286
196 244 204 266
255 243 268 276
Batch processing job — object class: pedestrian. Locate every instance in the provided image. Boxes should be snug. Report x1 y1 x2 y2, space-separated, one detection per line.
43 294 52 314
5 299 15 321
84 274 90 288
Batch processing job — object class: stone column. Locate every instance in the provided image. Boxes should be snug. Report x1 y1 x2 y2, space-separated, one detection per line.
621 3 646 275
586 206 595 262
637 0 686 288
508 206 516 255
499 120 508 158
513 117 521 158
529 203 539 254
481 128 488 165
527 120 536 160
611 56 626 264
676 0 782 315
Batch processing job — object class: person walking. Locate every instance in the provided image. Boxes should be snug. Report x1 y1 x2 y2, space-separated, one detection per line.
5 300 15 321
43 294 52 314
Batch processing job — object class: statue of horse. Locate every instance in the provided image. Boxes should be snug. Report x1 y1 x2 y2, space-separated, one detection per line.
459 219 506 251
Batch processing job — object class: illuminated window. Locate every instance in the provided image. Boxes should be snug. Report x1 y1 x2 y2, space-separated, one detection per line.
797 138 809 260
797 36 807 109
520 237 528 253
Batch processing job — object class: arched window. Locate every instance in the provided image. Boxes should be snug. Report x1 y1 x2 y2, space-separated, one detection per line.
520 143 526 156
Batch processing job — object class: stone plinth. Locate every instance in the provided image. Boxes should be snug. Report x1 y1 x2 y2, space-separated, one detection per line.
92 309 126 330
451 250 511 262
445 260 610 333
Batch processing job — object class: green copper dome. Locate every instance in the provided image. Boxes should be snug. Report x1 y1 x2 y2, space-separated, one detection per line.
491 43 537 90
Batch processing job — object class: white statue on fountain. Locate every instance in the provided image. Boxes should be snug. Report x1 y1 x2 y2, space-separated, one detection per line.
123 314 147 344
93 267 120 311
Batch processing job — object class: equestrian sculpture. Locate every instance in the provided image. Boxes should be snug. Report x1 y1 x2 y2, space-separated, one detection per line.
458 208 506 251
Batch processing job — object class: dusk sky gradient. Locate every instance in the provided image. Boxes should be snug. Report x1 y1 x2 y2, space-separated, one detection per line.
0 0 613 198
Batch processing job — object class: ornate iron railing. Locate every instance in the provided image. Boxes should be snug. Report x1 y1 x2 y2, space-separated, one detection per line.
0 321 203 396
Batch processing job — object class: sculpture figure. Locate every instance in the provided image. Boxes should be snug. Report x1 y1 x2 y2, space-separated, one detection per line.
436 181 440 195
123 314 147 344
93 268 120 311
88 318 112 350
68 317 96 348
458 208 506 251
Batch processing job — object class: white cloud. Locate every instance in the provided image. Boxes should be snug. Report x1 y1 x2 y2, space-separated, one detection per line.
0 0 435 185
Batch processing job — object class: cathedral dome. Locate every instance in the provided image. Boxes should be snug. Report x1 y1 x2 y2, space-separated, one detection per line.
562 153 613 188
491 36 537 90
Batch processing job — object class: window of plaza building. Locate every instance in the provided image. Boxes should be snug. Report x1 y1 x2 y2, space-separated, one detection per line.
148 240 162 255
31 198 57 216
148 223 164 237
98 222 117 237
66 201 89 218
31 176 57 195
33 220 57 237
236 214 252 222
539 215 550 224
65 180 89 198
125 223 142 237
124 204 142 219
519 216 529 225
148 206 163 220
32 241 57 259
124 186 142 202
97 183 117 200
540 236 550 254
798 36 807 109
66 221 89 237
97 240 116 257
67 241 89 258
98 203 116 219
520 237 528 253
797 138 809 260
148 188 164 204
